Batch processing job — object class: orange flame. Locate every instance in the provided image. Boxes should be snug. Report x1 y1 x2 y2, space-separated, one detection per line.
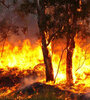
0 39 43 70
0 39 89 87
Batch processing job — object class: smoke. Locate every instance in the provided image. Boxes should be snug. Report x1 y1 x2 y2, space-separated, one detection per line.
0 0 39 45
19 76 44 90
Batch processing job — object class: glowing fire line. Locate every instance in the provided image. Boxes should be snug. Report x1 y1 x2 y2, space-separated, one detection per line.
0 39 89 87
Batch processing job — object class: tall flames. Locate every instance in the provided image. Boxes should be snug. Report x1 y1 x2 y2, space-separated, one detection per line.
0 39 43 70
0 38 90 87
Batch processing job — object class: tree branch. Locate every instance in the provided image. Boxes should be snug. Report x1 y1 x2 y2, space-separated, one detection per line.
46 33 56 46
54 47 67 83
0 0 9 8
75 49 87 72
46 30 64 46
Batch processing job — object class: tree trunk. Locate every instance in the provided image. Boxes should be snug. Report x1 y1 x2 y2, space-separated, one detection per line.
66 33 75 86
42 32 54 82
35 0 54 82
66 2 77 86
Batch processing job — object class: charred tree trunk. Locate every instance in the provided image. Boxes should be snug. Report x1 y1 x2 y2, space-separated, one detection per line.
42 33 54 82
35 0 54 82
66 33 75 86
66 14 77 85
66 3 77 86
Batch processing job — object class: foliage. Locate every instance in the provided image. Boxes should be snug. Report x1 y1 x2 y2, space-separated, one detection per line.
16 0 37 15
0 0 89 43
0 18 27 42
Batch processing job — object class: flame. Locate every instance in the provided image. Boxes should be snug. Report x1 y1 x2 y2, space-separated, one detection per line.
72 43 90 87
0 39 43 70
0 38 89 88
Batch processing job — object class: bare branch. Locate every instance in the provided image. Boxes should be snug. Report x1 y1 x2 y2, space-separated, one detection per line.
0 0 9 8
46 31 64 46
54 47 67 83
76 49 88 72
46 33 56 46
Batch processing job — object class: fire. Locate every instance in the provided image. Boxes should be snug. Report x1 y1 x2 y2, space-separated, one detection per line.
72 43 90 87
0 39 43 70
0 38 89 87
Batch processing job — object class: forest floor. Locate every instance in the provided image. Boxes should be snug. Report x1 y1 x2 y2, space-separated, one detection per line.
0 68 90 100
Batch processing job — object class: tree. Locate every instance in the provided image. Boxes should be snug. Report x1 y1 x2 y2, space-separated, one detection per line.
18 0 89 84
35 0 54 82
0 0 54 82
14 0 54 82
65 0 89 86
39 0 89 85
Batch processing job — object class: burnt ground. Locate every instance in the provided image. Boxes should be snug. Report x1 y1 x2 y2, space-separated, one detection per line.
0 68 90 100
0 66 45 87
17 82 90 100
